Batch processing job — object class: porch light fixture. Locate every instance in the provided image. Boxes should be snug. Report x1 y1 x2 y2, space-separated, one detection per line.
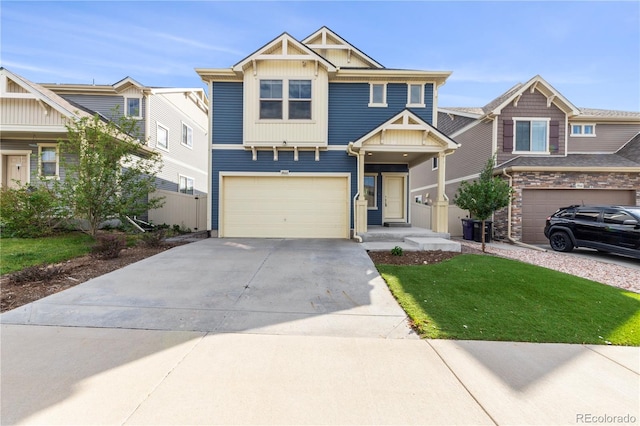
367 152 373 156
402 153 408 157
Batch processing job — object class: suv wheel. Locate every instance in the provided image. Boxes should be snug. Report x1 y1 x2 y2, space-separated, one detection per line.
550 231 574 252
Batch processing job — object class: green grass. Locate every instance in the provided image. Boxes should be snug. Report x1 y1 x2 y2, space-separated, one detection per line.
0 233 95 275
378 254 640 346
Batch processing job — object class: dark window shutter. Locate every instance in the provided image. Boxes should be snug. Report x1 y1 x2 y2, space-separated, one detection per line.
549 120 559 153
503 120 514 151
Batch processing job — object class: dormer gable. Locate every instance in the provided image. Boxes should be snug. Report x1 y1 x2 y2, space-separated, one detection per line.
113 76 145 94
232 32 336 76
302 26 383 69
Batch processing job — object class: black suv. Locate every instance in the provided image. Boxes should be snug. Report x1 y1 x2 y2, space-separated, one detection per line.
544 205 640 259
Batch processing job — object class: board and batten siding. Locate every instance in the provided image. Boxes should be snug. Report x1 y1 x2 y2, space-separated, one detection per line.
328 83 434 145
211 149 357 230
568 123 640 153
1 98 69 127
242 60 329 147
212 82 243 145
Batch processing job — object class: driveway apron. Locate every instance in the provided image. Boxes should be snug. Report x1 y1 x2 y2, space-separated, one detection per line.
1 238 415 338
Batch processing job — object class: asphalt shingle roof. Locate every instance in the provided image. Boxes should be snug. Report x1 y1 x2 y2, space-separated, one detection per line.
500 153 640 168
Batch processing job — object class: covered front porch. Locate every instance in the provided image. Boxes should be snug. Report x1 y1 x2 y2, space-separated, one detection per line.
347 109 459 236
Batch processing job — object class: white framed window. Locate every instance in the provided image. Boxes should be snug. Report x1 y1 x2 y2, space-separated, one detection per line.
125 97 142 118
288 80 312 119
364 173 378 209
38 144 59 178
513 118 549 153
156 123 169 151
407 83 425 107
181 122 193 148
570 123 596 137
259 79 312 120
432 156 439 170
369 83 387 107
179 175 194 195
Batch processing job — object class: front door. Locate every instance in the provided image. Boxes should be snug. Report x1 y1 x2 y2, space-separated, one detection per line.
4 155 28 189
383 174 406 222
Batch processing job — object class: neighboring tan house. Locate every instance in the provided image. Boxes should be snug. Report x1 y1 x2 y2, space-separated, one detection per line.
0 67 210 230
410 75 640 243
196 27 458 238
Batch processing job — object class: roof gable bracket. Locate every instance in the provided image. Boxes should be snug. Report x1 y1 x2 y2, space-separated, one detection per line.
513 93 522 107
347 48 351 63
422 129 430 145
530 81 538 93
36 99 50 115
252 59 257 76
315 60 319 77
547 94 556 108
380 129 385 145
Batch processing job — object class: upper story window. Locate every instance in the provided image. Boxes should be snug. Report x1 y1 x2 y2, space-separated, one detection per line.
259 79 312 120
181 122 193 148
570 123 596 137
157 123 169 151
259 80 283 119
288 80 312 119
514 118 549 152
38 144 59 178
407 84 425 107
126 97 142 118
369 83 387 107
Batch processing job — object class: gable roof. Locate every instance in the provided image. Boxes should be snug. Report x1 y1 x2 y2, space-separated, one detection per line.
302 26 384 69
0 67 96 120
232 32 337 74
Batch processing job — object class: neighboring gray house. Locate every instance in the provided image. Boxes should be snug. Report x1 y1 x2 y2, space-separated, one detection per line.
0 67 209 230
410 75 640 243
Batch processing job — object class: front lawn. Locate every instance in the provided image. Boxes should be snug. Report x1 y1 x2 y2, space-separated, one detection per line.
0 233 95 275
378 254 640 346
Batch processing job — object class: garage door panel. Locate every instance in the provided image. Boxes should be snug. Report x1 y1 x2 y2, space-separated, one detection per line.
222 175 349 238
521 189 635 244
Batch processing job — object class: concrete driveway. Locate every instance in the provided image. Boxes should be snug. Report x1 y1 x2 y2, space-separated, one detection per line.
1 238 413 337
2 238 639 425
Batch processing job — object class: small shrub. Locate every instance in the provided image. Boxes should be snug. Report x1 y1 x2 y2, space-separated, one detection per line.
91 233 126 259
0 185 63 238
10 264 64 284
141 228 166 248
391 246 404 256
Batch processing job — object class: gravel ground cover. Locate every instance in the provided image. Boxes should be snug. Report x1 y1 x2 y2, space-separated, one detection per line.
460 241 640 294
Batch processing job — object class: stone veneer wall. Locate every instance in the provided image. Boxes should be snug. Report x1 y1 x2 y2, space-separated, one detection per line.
493 171 640 241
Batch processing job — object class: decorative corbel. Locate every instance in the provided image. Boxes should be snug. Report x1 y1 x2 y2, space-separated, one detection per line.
422 129 430 145
273 146 278 161
380 129 385 145
547 95 556 108
252 59 257 76
294 146 299 161
315 146 320 161
251 146 257 161
530 81 538 93
315 60 319 77
347 48 352 63
513 93 522 107
36 99 50 115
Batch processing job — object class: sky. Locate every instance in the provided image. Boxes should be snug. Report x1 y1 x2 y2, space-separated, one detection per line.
1 1 639 111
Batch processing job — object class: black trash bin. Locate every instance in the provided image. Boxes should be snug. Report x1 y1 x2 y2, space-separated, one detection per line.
461 219 474 240
472 220 492 243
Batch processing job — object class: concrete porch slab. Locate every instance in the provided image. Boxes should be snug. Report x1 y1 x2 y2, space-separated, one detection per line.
405 237 461 252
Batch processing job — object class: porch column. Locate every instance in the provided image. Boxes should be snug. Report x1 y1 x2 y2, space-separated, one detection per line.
432 152 449 233
355 151 368 233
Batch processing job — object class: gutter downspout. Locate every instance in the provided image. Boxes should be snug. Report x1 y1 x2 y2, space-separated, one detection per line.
347 142 363 243
502 169 546 252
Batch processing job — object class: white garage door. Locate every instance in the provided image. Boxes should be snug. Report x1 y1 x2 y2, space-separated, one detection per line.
522 189 636 243
221 175 350 238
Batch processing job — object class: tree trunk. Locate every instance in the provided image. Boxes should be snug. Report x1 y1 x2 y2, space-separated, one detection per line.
481 218 486 253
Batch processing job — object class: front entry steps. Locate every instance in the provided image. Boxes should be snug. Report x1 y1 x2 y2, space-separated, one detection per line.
360 226 461 253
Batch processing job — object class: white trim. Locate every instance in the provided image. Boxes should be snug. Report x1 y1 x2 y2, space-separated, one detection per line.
181 122 194 149
37 143 59 179
432 156 439 170
156 122 169 152
368 82 388 107
569 123 596 137
512 117 551 153
125 96 142 119
258 78 313 121
406 83 425 108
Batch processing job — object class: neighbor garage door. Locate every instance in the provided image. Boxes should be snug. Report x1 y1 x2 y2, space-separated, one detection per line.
221 175 350 238
522 189 636 243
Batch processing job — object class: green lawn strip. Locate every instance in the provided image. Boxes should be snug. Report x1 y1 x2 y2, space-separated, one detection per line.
1 233 95 275
378 254 640 346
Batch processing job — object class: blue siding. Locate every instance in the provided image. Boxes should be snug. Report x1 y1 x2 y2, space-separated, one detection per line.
364 164 409 225
211 149 357 229
212 82 243 144
328 83 434 145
